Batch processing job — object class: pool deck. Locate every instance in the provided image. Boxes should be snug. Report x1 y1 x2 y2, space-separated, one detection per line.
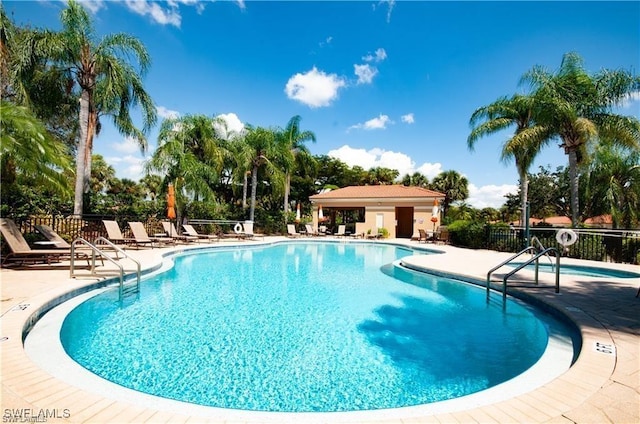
1 237 638 423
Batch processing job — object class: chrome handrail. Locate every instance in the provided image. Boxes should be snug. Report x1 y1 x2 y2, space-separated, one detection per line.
486 246 537 295
531 236 555 270
501 247 561 299
70 237 141 300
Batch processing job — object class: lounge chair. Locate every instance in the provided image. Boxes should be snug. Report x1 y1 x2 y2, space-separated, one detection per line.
161 221 198 243
128 222 174 248
0 218 89 267
334 225 346 237
238 221 263 240
366 228 381 239
287 224 301 238
103 220 136 245
34 224 72 248
182 224 219 242
305 224 318 236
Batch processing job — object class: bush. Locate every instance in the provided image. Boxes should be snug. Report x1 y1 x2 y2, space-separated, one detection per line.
447 220 487 249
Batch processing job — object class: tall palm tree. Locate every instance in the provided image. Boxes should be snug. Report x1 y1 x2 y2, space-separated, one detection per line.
243 126 284 222
40 0 157 215
468 94 550 225
521 52 640 226
431 170 469 219
278 115 316 213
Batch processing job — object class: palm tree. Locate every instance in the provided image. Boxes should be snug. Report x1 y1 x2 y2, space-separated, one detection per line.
145 114 229 223
431 170 469 219
278 115 316 213
243 126 284 222
521 52 640 226
583 145 639 229
468 94 550 225
0 101 71 194
39 0 157 215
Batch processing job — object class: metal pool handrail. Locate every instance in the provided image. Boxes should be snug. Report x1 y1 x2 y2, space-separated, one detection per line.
70 237 141 300
500 247 561 299
487 245 561 299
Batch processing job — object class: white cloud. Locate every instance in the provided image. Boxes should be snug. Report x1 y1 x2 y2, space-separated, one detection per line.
401 113 415 124
214 113 245 139
123 0 244 27
319 36 333 47
328 145 441 179
354 64 378 85
285 67 346 108
363 48 387 63
112 136 143 155
621 91 640 109
156 105 180 120
124 0 181 26
416 162 443 179
105 154 145 181
467 183 518 209
348 114 392 131
373 1 395 23
79 0 106 14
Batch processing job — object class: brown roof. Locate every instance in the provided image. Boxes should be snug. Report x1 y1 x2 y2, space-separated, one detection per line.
309 185 444 200
543 216 572 225
584 214 613 224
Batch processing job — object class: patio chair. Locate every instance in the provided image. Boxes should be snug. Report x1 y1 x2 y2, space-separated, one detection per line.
238 221 263 240
287 224 301 238
418 229 428 243
161 221 198 243
0 218 89 267
182 224 219 242
34 224 71 249
128 222 174 249
305 224 318 236
334 225 346 237
435 226 449 244
103 220 136 245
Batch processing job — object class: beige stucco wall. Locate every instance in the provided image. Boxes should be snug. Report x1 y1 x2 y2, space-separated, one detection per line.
311 199 440 239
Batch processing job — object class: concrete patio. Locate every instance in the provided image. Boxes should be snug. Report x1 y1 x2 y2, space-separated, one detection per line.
1 237 638 423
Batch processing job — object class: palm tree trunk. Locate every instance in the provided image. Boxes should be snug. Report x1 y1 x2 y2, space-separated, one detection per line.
283 173 291 213
73 90 91 216
520 171 528 226
568 148 580 226
242 171 248 209
250 165 258 221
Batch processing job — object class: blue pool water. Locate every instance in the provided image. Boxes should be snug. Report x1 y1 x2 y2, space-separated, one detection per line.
61 242 565 412
509 262 640 278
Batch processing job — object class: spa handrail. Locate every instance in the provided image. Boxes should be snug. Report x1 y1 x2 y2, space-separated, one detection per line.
500 247 561 299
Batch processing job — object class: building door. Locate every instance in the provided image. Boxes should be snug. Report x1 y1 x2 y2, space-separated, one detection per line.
395 207 414 238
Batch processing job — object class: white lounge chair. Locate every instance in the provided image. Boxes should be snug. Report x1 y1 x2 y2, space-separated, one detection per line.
182 224 219 241
287 224 301 238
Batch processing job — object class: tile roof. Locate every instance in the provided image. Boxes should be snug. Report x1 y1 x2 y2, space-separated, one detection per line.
309 185 444 199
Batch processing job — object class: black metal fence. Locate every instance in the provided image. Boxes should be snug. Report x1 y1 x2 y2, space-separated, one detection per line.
483 226 640 264
9 215 164 245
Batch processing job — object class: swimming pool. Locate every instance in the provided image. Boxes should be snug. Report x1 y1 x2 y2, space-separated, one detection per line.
509 262 640 278
57 242 576 413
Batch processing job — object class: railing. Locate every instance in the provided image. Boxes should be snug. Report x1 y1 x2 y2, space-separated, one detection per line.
530 236 555 270
70 237 141 300
486 245 561 299
483 226 640 264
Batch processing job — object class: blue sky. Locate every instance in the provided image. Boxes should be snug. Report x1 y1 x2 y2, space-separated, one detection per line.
7 1 640 208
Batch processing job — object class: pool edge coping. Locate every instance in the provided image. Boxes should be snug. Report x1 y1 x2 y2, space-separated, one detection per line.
1 238 623 423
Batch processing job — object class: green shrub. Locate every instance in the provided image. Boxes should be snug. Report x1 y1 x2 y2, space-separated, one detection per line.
447 220 487 249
